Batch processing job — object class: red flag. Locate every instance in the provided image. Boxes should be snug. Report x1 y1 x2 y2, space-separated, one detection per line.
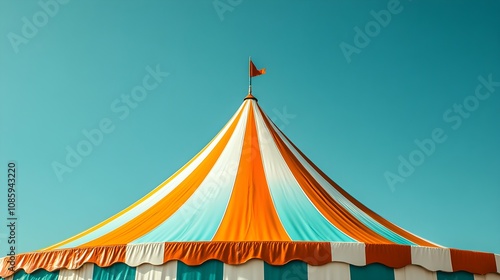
250 60 266 77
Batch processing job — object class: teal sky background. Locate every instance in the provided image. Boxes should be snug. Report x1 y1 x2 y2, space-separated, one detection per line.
1 0 499 255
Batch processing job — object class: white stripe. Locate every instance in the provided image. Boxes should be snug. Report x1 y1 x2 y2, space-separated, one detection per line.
126 243 164 266
394 265 437 280
488 274 500 280
60 102 246 248
308 262 350 280
330 242 366 266
0 258 12 280
57 263 94 280
482 273 500 280
496 254 500 273
474 274 500 280
135 261 177 280
223 259 264 280
411 246 452 272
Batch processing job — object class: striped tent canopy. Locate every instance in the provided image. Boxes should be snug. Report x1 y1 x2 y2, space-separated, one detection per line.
1 93 499 280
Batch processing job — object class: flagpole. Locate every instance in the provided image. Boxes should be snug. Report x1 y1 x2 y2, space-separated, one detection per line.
248 56 252 94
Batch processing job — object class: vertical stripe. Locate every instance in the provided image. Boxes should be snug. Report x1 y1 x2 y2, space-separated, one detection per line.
223 259 264 280
134 102 250 242
350 263 394 280
77 103 247 247
394 265 437 280
410 247 452 272
330 243 366 266
366 244 411 268
125 243 165 266
57 263 93 280
495 254 500 273
308 262 350 280
264 261 307 280
437 271 474 280
450 249 497 275
177 260 223 280
213 101 290 241
475 274 500 280
13 270 59 280
254 103 354 241
135 262 177 280
45 102 247 251
92 263 136 280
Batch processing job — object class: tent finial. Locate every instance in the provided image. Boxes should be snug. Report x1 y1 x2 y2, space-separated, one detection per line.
244 92 257 101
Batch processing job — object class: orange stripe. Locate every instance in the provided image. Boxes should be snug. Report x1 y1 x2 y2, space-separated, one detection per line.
163 241 331 265
450 249 497 274
3 243 499 278
1 242 333 277
76 104 247 247
365 244 411 268
1 246 126 277
258 105 394 244
274 116 438 247
213 102 290 241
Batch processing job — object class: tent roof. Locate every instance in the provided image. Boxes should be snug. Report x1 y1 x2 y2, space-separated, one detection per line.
1 96 498 277
45 97 438 248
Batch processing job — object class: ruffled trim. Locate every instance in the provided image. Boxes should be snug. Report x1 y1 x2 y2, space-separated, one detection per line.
1 242 498 277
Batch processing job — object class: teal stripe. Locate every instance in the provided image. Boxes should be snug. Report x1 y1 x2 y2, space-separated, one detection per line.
264 261 307 280
344 207 415 245
267 179 355 241
12 269 59 280
131 177 234 242
437 271 474 280
350 263 394 280
331 187 415 244
92 263 136 280
177 260 223 280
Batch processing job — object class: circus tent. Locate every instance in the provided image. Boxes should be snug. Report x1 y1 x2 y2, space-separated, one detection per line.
1 89 499 279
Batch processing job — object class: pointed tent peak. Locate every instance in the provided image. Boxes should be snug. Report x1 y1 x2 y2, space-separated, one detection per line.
244 92 258 101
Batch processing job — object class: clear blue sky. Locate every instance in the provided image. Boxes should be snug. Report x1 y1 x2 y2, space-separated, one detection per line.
1 0 499 255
